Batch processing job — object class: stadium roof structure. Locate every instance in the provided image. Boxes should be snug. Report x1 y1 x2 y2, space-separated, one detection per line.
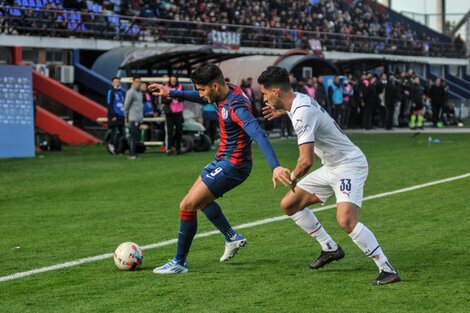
276 54 339 75
334 58 400 74
118 45 284 74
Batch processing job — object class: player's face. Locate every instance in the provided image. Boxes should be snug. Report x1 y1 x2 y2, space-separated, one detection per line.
195 82 221 103
259 85 283 110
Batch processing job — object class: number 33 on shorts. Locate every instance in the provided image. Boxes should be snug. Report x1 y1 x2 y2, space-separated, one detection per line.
339 178 351 196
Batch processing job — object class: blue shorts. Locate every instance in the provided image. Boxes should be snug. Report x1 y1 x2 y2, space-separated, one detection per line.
201 158 252 198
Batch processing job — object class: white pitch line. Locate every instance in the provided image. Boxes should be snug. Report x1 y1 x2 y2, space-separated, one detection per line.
1 173 469 283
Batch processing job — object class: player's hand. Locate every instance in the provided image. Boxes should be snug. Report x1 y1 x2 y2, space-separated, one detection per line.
272 166 293 190
289 172 298 191
148 83 169 97
262 104 286 121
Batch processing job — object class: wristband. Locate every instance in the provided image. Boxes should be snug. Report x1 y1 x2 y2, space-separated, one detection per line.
290 172 297 182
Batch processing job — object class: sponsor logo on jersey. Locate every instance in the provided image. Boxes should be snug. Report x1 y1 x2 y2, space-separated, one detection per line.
222 107 229 120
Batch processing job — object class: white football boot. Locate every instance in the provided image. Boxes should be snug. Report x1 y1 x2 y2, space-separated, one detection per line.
220 234 247 262
153 258 188 274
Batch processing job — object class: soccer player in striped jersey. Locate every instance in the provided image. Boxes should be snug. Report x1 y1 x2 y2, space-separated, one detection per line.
258 66 400 285
148 63 291 274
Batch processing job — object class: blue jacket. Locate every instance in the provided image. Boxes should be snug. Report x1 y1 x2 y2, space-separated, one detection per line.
329 82 344 105
107 87 125 125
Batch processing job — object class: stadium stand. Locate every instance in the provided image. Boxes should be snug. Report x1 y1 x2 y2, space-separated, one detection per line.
1 0 467 143
0 0 466 57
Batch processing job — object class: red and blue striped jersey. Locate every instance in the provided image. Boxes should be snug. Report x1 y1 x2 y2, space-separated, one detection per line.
216 84 255 166
170 84 280 170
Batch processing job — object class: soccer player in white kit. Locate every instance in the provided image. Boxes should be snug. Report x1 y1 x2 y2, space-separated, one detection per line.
258 67 400 285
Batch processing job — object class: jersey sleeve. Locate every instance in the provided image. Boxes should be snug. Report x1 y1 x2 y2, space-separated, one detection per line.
169 90 208 104
292 106 318 146
231 102 280 170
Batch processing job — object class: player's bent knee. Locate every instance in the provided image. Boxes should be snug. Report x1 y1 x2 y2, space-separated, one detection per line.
337 216 357 233
280 196 301 216
179 197 197 212
280 197 293 215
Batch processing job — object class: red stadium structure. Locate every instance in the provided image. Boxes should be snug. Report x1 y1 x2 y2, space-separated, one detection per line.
12 47 103 145
32 71 107 124
35 107 100 145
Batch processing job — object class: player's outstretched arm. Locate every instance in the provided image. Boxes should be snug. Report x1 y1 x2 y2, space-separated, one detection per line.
232 104 293 190
149 83 207 104
262 104 287 121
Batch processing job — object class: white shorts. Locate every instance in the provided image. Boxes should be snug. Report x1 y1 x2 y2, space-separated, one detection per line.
297 158 368 207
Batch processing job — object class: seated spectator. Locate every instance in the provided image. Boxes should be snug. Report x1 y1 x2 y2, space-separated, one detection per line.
441 101 460 126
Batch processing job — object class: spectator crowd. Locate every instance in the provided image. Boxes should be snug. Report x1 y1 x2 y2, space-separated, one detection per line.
251 70 461 134
0 0 466 57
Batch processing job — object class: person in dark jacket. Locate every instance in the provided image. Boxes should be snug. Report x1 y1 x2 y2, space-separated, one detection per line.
349 76 363 128
315 76 331 115
361 77 376 130
106 77 126 152
409 77 425 129
384 76 400 130
163 76 185 155
429 78 446 127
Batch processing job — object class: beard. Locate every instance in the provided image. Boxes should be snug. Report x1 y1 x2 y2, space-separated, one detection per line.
207 91 222 103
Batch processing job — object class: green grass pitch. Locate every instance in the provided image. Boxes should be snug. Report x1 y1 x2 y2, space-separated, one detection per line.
1 133 469 312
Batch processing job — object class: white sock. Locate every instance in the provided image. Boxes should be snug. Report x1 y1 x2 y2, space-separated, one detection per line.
291 208 338 252
349 222 396 273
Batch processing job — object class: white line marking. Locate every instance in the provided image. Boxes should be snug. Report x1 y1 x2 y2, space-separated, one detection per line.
1 173 469 283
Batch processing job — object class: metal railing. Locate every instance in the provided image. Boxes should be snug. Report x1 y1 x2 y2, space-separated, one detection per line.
0 7 466 58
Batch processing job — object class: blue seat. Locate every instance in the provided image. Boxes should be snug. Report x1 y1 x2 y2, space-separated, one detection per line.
107 15 120 25
68 11 82 30
93 4 102 13
131 25 140 35
9 7 22 16
68 22 77 30
69 12 81 21
28 0 36 7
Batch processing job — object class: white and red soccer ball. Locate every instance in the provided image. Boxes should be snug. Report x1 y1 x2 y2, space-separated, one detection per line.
113 242 144 271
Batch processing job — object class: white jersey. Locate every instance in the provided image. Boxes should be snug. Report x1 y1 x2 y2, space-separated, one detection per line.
287 93 364 167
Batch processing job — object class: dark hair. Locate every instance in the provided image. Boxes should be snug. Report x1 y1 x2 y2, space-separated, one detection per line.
132 76 141 81
190 62 225 85
257 66 291 91
112 76 120 81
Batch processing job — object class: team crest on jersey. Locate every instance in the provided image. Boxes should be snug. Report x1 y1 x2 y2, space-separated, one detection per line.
221 107 229 119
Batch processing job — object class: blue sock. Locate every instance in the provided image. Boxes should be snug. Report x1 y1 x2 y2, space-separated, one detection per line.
202 201 237 241
175 210 198 264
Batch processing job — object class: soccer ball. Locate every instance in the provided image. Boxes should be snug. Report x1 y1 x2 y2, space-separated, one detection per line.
113 242 144 271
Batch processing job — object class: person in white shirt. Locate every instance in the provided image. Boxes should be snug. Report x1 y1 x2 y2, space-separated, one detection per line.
258 66 400 286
